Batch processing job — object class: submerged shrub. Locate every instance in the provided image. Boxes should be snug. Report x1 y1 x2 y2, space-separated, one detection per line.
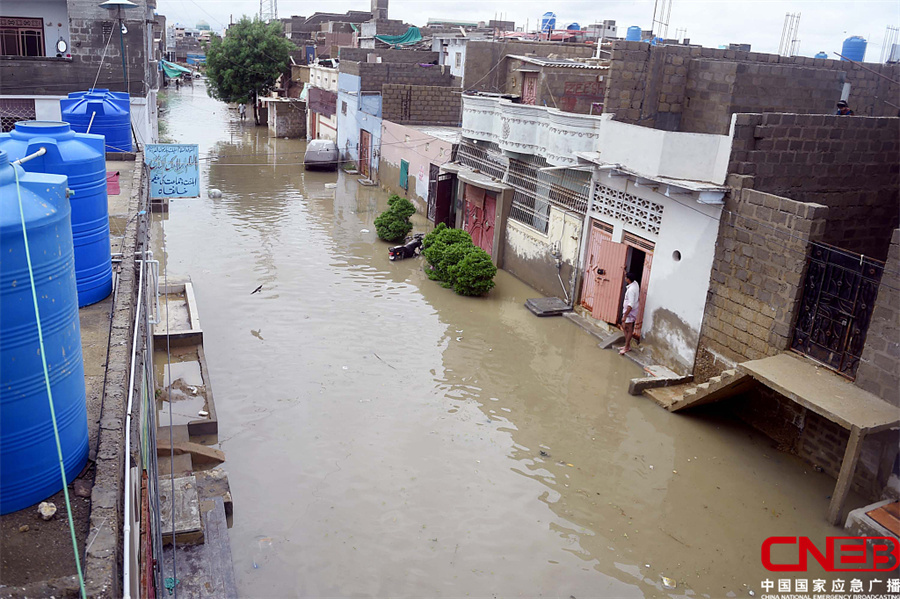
449 247 497 296
374 195 416 242
422 222 447 250
423 227 474 282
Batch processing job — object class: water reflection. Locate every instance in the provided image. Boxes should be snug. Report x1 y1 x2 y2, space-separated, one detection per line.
157 83 854 598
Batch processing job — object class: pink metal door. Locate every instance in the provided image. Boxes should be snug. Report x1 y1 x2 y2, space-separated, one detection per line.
580 223 609 312
463 185 496 257
522 73 538 105
591 236 628 323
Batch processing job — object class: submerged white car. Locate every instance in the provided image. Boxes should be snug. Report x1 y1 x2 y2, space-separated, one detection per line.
304 140 339 171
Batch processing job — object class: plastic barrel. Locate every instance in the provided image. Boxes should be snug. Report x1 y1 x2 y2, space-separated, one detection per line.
0 149 89 515
841 36 867 62
60 89 132 153
0 121 113 306
626 26 642 42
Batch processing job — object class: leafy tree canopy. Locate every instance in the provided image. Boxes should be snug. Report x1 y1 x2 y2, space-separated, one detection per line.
205 17 295 104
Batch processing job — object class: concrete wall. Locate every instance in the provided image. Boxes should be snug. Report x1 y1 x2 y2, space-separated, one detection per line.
382 84 461 125
603 40 900 134
337 73 382 174
379 120 455 206
728 113 900 260
855 229 900 407
433 37 468 79
502 206 581 299
355 62 454 92
267 100 306 138
462 40 596 92
1 0 70 56
694 186 828 381
732 386 898 501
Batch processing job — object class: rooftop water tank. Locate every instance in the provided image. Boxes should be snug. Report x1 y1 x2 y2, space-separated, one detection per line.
0 149 88 515
60 89 132 153
814 51 829 59
0 121 113 306
540 12 556 32
566 22 580 31
626 26 642 42
841 36 867 62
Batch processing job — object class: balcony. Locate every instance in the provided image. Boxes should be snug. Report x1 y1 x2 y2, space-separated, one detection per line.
461 95 732 183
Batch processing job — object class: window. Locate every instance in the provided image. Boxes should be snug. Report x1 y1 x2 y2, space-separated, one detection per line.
0 16 45 57
591 183 664 236
341 101 347 115
454 52 461 68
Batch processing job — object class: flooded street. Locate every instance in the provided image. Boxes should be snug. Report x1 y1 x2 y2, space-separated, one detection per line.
157 84 852 598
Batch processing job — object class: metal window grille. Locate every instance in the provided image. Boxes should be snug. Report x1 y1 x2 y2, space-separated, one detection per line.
0 98 35 132
508 157 550 233
0 17 45 57
457 140 506 180
590 182 664 236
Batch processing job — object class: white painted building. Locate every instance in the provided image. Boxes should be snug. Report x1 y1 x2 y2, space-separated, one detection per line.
306 64 339 142
456 94 734 375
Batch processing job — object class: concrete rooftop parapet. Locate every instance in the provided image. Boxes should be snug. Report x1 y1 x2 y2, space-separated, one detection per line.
462 94 732 181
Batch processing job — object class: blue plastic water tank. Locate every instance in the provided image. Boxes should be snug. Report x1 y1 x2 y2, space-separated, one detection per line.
814 51 829 59
540 12 556 32
566 22 580 31
60 89 132 153
0 121 113 306
841 36 867 62
626 26 642 42
0 149 88 515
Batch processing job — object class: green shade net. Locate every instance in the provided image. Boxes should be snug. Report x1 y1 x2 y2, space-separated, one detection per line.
374 26 422 47
161 59 193 77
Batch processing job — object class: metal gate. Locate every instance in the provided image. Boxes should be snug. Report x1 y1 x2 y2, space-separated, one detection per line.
359 129 371 178
522 73 539 106
791 243 884 379
428 165 454 227
463 184 496 256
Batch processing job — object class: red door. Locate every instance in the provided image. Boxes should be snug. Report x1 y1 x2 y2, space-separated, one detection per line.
591 237 628 323
522 73 538 106
463 184 496 256
359 129 371 178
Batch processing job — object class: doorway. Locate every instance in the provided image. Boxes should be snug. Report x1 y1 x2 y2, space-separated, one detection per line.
359 129 371 178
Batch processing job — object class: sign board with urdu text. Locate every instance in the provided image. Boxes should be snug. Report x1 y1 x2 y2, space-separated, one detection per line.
144 144 200 199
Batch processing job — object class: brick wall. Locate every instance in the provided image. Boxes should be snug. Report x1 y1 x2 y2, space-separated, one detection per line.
694 186 828 381
267 101 306 138
382 84 461 125
356 62 454 92
602 41 900 134
729 114 900 260
732 387 899 500
462 40 596 93
338 48 438 63
855 229 900 407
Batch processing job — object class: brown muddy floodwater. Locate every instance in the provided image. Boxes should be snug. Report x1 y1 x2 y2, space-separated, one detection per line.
157 84 860 598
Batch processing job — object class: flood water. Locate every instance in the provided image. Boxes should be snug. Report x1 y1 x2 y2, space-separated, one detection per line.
156 84 860 598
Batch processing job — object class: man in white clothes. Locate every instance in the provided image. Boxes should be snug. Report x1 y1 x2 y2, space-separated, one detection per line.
239 103 246 121
619 271 640 355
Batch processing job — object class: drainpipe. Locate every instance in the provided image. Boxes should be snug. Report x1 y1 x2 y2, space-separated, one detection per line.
122 255 145 599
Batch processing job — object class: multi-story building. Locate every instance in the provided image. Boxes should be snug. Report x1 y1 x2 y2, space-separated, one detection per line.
0 0 161 145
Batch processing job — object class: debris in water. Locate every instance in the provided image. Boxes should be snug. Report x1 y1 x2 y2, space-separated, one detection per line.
251 285 263 295
673 470 677 474
208 189 222 198
566 463 574 467
649 465 654 469
644 563 651 568
324 183 337 189
198 410 209 417
38 502 57 520
539 450 550 457
360 229 370 233
661 575 676 590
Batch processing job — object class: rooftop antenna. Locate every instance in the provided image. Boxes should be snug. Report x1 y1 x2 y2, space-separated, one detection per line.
882 25 899 62
260 0 277 22
651 0 672 40
778 12 801 56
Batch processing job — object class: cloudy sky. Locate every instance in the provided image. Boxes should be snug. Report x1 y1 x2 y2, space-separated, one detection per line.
158 0 900 59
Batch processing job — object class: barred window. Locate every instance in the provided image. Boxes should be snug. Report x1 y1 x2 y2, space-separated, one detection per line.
590 183 664 236
0 17 44 57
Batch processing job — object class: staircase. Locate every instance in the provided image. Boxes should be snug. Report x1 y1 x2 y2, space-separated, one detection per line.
643 369 755 412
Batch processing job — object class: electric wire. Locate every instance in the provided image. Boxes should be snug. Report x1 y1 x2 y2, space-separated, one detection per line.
13 165 87 599
92 24 118 93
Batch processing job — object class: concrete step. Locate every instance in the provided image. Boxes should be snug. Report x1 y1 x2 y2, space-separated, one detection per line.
158 453 193 477
160 475 204 546
667 369 755 412
643 383 695 410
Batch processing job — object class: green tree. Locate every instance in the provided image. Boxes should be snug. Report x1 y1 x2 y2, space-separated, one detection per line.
204 17 295 124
